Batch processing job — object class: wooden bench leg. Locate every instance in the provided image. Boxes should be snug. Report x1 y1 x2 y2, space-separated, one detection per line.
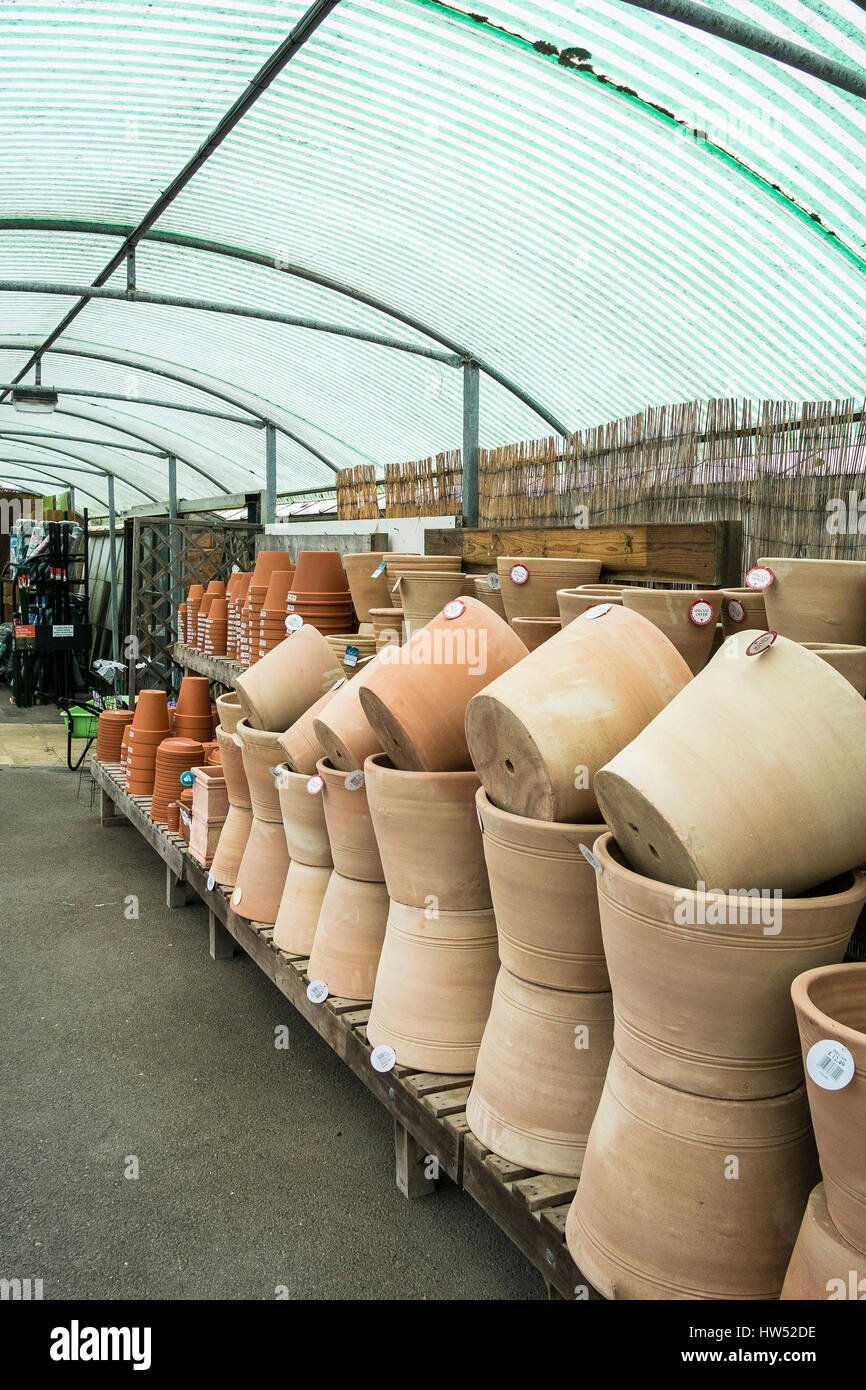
100 787 129 828
165 864 188 909
394 1118 438 1200
209 909 239 961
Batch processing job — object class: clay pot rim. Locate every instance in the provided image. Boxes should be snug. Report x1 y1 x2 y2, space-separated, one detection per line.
511 617 562 626
758 555 866 571
801 642 866 653
366 752 481 786
791 963 866 1048
475 786 604 838
235 718 285 747
498 555 601 569
622 586 720 599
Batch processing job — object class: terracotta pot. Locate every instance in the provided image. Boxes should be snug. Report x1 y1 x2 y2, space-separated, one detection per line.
476 789 606 990
96 709 133 762
595 631 866 895
186 583 204 604
369 608 404 650
292 550 347 593
215 691 244 735
780 1182 866 1300
557 585 625 625
565 1050 818 1299
215 726 250 807
325 634 378 678
497 556 602 622
758 556 866 644
367 900 499 1073
131 689 169 733
466 603 691 822
313 660 384 772
316 759 383 881
166 802 180 833
620 588 722 675
276 765 332 866
277 688 338 774
396 572 466 636
792 963 866 1253
365 754 489 910
307 872 390 1000
360 596 528 773
720 586 767 637
596 833 866 1099
472 578 507 617
510 617 560 650
342 552 392 623
174 676 212 719
233 624 342 732
231 817 290 924
250 550 293 590
235 719 284 821
150 738 206 822
273 862 333 955
383 554 453 597
262 569 295 612
802 642 866 694
210 804 253 887
467 967 613 1176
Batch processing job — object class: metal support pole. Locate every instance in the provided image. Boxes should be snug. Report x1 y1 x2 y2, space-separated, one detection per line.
126 248 136 293
168 454 180 688
107 473 120 667
67 485 75 514
462 361 480 529
265 423 277 525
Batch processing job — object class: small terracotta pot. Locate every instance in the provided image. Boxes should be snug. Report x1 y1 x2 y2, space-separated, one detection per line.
277 688 338 774
166 802 181 833
497 556 602 622
231 817 290 924
510 617 561 650
210 804 253 887
307 872 390 1001
175 675 212 719
366 755 489 909
343 552 392 623
801 642 866 695
720 586 767 636
595 631 866 895
758 556 866 645
466 602 691 822
621 588 722 675
565 1051 818 1299
367 900 499 1073
233 624 342 732
292 549 347 593
780 1183 866 1300
250 550 293 590
316 759 383 881
792 963 866 1253
359 596 528 772
467 968 613 1176
215 691 244 736
472 578 507 617
273 862 333 955
476 790 606 990
235 720 284 822
313 659 384 772
557 585 625 625
276 766 332 866
131 689 170 732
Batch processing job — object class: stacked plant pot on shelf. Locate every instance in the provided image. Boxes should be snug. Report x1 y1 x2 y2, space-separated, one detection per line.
184 584 204 647
125 690 171 794
272 764 333 957
172 676 214 744
245 551 294 665
96 707 133 761
258 568 295 659
226 571 251 661
201 597 229 657
285 550 354 636
210 692 253 888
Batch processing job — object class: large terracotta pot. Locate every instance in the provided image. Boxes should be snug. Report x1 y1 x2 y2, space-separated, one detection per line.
758 556 866 644
313 658 384 772
235 720 283 822
780 1183 866 1300
792 963 866 1253
476 790 607 990
316 759 383 881
250 549 293 590
595 833 866 1099
367 900 499 1073
231 817 290 924
510 617 560 650
215 725 251 809
384 553 454 598
802 642 866 695
467 968 613 1176
273 862 332 955
719 586 767 637
342 552 391 623
276 766 332 867
565 1050 818 1299
277 687 338 774
369 608 404 651
365 754 489 910
292 549 347 593
473 577 506 618
359 596 528 773
397 572 466 636
210 804 253 888
497 556 602 622
621 588 722 675
557 585 624 625
215 690 244 735
465 603 691 822
233 625 342 732
307 872 389 1000
595 631 866 895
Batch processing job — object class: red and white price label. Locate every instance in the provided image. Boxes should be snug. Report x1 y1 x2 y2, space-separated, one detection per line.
746 566 774 590
305 774 324 795
509 564 529 585
689 600 714 627
442 599 465 620
746 631 777 656
726 599 745 624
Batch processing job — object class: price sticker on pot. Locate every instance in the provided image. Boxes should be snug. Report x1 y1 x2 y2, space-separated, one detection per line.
286 594 297 603
727 599 746 624
371 561 387 578
285 613 304 633
509 563 529 586
180 807 191 826
443 598 465 620
344 645 360 667
207 871 216 892
579 842 603 873
583 603 611 620
329 676 347 692
476 803 484 833
180 770 195 788
232 732 244 748
746 566 774 590
371 1044 397 1073
746 630 777 656
806 1039 855 1091
306 774 324 795
306 979 329 1005
689 600 714 627
345 770 365 791
486 572 501 591
232 886 242 905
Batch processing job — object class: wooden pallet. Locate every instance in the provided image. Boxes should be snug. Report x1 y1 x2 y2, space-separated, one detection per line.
172 642 244 687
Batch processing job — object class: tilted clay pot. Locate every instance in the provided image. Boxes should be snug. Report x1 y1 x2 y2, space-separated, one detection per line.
780 1183 866 1300
215 725 251 809
720 586 767 637
557 585 624 626
510 617 561 650
306 872 389 1001
476 790 607 990
397 572 466 636
792 963 866 1253
497 556 602 622
802 642 866 695
367 900 499 1073
365 754 489 910
273 861 333 956
466 603 691 822
277 687 338 774
233 624 342 732
210 805 254 888
621 588 722 675
595 631 866 896
565 1051 818 1299
594 833 866 1099
313 658 384 772
758 556 866 645
276 766 332 867
342 552 391 624
235 720 284 822
215 690 245 735
360 596 528 773
467 967 613 1176
315 759 383 881
230 817 290 924
473 578 506 618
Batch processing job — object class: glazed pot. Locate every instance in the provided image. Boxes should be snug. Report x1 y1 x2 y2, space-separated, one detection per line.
235 720 284 821
472 577 507 618
476 790 607 990
565 1050 818 1299
792 963 866 1253
365 754 489 910
720 586 767 637
397 572 466 636
315 759 383 881
621 588 722 675
276 765 332 867
230 817 290 924
277 687 338 774
215 690 244 735
595 631 866 895
292 549 348 593
467 967 613 1176
758 556 866 644
801 642 866 695
307 872 390 1000
595 833 866 1099
367 900 499 1073
342 552 392 624
359 596 528 773
273 862 333 955
465 602 691 822
233 624 342 732
510 617 561 650
313 659 384 772
557 585 624 625
497 556 602 622
780 1183 866 1300
210 805 253 888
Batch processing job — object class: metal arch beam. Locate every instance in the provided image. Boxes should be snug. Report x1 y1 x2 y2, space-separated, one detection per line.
0 462 110 510
0 382 262 426
0 429 166 457
0 439 161 501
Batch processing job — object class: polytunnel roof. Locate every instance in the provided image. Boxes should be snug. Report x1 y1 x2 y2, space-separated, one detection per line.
1 0 866 510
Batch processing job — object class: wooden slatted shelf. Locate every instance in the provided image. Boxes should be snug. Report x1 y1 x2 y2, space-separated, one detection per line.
173 641 244 687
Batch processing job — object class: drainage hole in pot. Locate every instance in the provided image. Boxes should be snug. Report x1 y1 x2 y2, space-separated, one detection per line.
628 823 639 833
504 759 515 774
648 843 660 860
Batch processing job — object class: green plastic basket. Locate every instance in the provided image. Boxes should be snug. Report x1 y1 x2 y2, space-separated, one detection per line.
62 705 99 739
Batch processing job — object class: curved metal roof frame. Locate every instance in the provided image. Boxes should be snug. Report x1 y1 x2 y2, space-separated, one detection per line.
0 437 160 501
0 462 114 511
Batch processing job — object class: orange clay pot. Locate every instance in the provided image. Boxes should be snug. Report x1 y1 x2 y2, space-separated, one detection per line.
230 818 290 924
210 805 253 888
233 624 342 732
235 720 284 822
273 862 333 956
315 759 383 881
621 588 722 675
292 549 348 593
277 687 338 774
131 689 170 733
510 617 561 650
276 766 332 867
780 1183 866 1300
313 659 384 773
306 872 390 1001
174 675 212 719
497 556 602 622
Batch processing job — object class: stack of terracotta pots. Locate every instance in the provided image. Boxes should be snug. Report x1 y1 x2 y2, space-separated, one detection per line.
202 598 228 656
226 571 251 661
286 550 354 635
185 583 204 646
230 719 290 924
497 555 602 627
246 551 294 665
95 707 133 761
621 587 722 675
150 737 206 823
369 608 404 651
125 690 171 794
258 568 295 658
177 602 188 644
187 765 229 866
272 765 333 956
119 724 132 781
172 676 213 743
193 580 226 653
210 692 253 888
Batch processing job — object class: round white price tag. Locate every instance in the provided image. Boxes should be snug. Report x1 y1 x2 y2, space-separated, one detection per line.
232 732 244 748
207 871 216 892
306 979 329 1005
345 770 365 791
746 631 777 656
689 600 714 627
746 566 775 590
727 599 745 624
329 677 347 692
509 564 529 586
371 1044 397 1073
305 774 324 795
806 1039 855 1091
579 842 603 873
442 598 466 620
486 573 501 591
583 603 612 620
285 614 304 632
232 887 242 904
